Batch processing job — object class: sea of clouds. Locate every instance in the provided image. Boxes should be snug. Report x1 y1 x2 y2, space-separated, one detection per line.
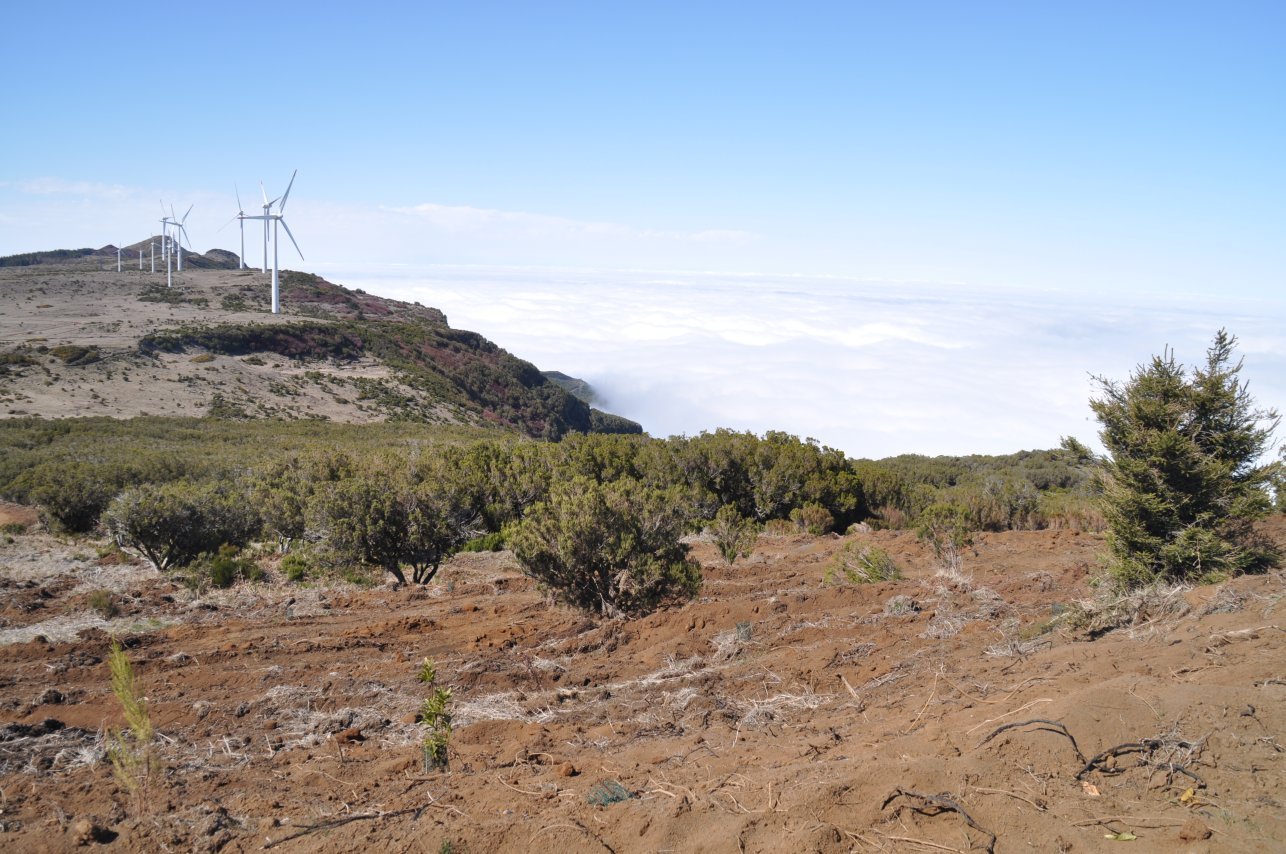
318 265 1286 460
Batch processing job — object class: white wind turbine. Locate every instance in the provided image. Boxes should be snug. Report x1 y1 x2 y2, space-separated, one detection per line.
159 206 176 287
244 170 303 314
218 186 250 269
171 204 193 271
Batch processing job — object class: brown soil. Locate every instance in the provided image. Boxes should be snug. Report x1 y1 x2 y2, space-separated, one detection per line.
0 518 1283 853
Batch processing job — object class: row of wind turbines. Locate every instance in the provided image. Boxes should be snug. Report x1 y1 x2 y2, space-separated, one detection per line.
148 171 302 315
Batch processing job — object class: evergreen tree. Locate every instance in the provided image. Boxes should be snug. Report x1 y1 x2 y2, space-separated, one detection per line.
1076 330 1280 586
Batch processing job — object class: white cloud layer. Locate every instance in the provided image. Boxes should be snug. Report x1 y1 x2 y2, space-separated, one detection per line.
321 265 1286 459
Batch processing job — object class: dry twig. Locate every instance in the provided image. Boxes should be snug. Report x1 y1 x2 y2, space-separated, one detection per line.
975 719 1086 764
881 788 996 854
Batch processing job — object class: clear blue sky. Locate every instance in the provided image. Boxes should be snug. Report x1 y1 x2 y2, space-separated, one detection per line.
2 1 1282 298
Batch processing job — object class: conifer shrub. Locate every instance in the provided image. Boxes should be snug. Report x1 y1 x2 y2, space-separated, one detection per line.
510 476 701 616
1071 330 1280 587
106 641 158 809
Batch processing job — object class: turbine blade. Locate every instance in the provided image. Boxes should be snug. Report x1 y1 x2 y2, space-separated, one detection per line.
279 218 304 261
182 204 193 224
260 181 269 207
217 213 240 232
235 183 244 213
279 169 298 213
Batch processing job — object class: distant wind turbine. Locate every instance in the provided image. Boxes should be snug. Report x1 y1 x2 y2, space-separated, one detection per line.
171 205 193 271
244 170 303 314
159 204 177 287
218 185 250 269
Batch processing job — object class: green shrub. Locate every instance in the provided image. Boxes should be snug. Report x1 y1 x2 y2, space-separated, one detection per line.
1074 330 1281 587
106 641 158 808
459 531 506 552
17 461 118 533
104 481 259 571
191 545 263 589
280 552 310 583
419 687 453 772
0 521 26 535
916 502 972 574
87 589 119 618
511 476 701 616
790 502 834 535
825 542 902 584
49 344 101 366
319 471 474 585
709 504 757 565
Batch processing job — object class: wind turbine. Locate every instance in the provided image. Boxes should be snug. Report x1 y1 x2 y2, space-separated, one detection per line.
257 182 275 270
159 205 177 287
171 204 193 271
244 170 303 314
116 243 122 272
218 186 250 269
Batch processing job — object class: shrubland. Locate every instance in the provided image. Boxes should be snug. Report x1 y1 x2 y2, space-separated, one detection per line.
0 415 1112 612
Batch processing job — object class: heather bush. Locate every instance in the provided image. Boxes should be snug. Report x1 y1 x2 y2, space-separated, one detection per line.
510 476 701 616
104 481 259 571
709 504 758 565
825 542 902 584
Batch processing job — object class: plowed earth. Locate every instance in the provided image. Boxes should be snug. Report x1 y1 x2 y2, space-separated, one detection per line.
1 512 1283 853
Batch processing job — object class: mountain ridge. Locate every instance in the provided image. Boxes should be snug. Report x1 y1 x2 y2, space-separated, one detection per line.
0 247 641 438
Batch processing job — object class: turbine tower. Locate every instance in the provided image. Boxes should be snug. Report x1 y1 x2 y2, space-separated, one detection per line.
244 170 302 314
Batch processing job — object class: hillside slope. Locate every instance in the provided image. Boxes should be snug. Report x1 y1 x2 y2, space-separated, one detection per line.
0 251 639 438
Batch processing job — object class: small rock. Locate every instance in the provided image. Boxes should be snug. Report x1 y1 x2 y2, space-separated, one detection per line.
262 719 278 731
556 761 578 777
1178 818 1212 841
35 688 64 705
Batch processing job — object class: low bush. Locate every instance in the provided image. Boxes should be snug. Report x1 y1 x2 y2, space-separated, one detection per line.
790 502 834 535
708 505 757 565
280 552 310 583
87 589 119 618
511 476 701 616
190 545 263 589
104 481 259 571
825 542 902 584
459 531 506 552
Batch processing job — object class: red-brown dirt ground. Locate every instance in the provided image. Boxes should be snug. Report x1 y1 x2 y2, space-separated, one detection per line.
1 513 1283 853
